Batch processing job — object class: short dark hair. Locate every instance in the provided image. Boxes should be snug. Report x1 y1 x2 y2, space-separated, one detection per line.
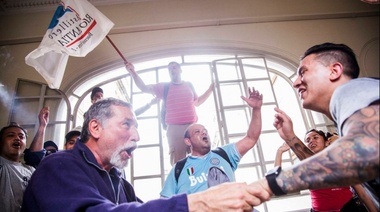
90 87 103 101
65 127 81 144
44 140 58 150
81 98 133 143
0 122 28 140
184 128 191 139
301 42 360 79
305 129 327 141
168 61 180 66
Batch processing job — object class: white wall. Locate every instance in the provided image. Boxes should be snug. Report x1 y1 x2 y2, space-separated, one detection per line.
0 0 379 127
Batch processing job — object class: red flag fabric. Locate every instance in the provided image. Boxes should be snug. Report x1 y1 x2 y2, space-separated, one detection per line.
25 0 114 89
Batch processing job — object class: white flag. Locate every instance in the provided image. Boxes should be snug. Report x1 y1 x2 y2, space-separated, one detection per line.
25 0 114 89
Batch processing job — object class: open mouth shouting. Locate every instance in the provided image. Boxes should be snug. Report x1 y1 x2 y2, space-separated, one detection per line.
12 141 22 150
298 88 306 99
124 144 137 158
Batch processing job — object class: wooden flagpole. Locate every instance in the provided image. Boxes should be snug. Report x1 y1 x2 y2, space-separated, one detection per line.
106 35 128 63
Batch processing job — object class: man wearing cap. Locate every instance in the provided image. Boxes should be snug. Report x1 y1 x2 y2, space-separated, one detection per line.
44 140 59 156
91 86 103 104
64 126 81 150
0 106 49 212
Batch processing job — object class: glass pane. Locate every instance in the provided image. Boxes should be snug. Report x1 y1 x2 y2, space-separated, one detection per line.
240 145 260 164
267 59 296 77
48 123 67 149
73 66 127 97
311 110 331 125
182 64 212 92
266 194 311 212
133 178 162 202
242 58 269 79
133 146 161 176
261 104 276 132
11 99 39 124
273 75 299 108
259 132 285 162
185 54 234 63
44 98 65 122
137 119 160 146
215 60 241 81
158 67 171 82
133 93 159 117
235 166 263 183
134 56 181 71
224 108 249 135
219 83 245 107
16 80 41 97
247 80 275 103
134 71 158 91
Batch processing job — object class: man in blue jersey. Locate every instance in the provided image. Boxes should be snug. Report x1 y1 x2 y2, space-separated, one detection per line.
161 87 262 197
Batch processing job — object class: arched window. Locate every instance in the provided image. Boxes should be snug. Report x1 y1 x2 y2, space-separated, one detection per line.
62 51 334 211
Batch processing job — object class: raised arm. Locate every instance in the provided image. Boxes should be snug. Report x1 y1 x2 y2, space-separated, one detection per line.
273 107 314 160
194 82 214 107
125 61 155 94
29 106 49 151
351 184 378 212
235 87 263 156
24 107 49 167
276 104 379 193
246 104 380 206
274 142 290 167
134 97 159 116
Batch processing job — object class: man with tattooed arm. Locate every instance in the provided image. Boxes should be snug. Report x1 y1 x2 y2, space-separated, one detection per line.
247 43 379 210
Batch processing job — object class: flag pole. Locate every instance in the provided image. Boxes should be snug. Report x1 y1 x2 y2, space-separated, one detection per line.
106 35 128 63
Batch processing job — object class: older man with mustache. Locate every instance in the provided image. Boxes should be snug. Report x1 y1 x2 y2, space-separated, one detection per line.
22 97 262 212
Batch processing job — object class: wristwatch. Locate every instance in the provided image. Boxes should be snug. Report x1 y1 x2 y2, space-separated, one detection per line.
265 166 287 196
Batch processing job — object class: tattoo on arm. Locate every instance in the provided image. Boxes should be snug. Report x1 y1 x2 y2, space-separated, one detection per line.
277 104 379 193
286 136 314 160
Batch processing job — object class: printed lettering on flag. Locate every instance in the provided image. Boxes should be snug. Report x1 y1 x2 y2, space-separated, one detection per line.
25 0 114 89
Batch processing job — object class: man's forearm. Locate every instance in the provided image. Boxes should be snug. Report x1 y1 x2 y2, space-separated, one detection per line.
29 125 46 151
246 108 262 141
195 86 213 106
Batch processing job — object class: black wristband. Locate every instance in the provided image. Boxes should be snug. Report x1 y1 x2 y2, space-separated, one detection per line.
265 166 287 196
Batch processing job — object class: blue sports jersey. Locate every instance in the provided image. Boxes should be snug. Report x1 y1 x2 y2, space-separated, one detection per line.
160 143 241 198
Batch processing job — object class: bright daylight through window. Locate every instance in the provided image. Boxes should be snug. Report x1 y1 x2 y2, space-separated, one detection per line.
67 52 334 212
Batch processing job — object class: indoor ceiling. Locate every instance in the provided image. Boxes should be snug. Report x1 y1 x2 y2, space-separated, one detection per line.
0 0 154 15
1 0 378 15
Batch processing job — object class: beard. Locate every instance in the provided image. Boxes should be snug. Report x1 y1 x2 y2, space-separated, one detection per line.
110 142 136 169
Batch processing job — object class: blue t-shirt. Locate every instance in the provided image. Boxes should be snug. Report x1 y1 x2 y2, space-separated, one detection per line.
160 143 240 198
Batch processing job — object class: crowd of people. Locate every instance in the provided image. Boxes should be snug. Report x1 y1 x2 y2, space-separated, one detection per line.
0 42 378 212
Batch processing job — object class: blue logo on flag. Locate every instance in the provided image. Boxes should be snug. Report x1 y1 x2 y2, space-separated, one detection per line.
48 4 73 29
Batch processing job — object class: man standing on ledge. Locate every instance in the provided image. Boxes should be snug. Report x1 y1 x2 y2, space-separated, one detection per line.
125 61 214 165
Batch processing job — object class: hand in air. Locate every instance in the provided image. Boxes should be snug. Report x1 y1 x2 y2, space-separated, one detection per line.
278 142 290 153
124 61 135 73
241 87 263 110
273 107 296 141
39 106 50 127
